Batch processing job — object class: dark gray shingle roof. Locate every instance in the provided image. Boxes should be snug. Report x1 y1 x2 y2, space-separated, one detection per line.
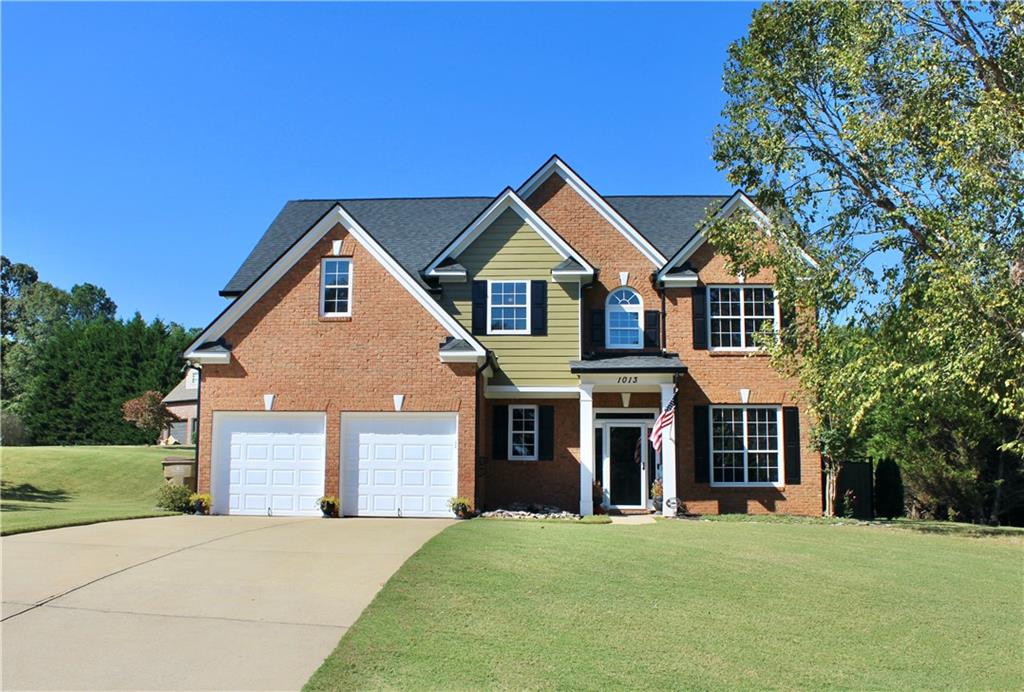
221 195 729 296
570 354 687 373
162 376 198 404
604 196 729 259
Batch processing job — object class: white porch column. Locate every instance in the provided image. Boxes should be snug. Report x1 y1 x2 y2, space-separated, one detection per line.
578 384 595 516
660 383 678 517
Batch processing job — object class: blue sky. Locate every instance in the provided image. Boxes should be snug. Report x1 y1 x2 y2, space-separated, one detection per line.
3 2 757 328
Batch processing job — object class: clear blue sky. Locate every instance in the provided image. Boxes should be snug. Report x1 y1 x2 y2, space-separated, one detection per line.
3 1 757 328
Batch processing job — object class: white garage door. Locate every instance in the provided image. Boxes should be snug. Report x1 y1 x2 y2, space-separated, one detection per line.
341 413 458 518
212 412 326 516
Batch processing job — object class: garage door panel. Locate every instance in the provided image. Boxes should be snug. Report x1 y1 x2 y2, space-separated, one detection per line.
342 414 458 518
213 412 325 516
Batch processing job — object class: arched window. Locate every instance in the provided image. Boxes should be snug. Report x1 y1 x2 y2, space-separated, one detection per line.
606 288 643 348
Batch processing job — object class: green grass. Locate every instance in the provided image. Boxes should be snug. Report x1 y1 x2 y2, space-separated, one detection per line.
0 445 178 535
306 519 1023 691
699 512 1024 538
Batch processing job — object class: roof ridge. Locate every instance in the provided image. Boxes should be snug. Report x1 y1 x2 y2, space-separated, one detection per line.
288 195 494 203
605 194 732 199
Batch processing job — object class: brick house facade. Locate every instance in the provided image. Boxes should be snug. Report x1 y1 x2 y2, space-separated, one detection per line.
185 156 821 518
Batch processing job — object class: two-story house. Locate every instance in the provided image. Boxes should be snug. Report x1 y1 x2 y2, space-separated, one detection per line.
184 156 821 518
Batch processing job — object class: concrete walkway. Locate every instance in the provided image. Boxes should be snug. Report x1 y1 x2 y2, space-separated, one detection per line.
1 515 451 691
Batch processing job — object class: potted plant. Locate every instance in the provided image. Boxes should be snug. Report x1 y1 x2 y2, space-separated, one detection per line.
318 496 339 518
189 493 212 515
447 496 473 519
650 479 664 512
592 480 606 514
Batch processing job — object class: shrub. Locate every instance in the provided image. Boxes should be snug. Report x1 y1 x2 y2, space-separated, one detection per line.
189 493 212 515
447 496 472 518
842 488 857 518
122 391 177 442
875 459 906 519
318 496 339 517
156 482 193 512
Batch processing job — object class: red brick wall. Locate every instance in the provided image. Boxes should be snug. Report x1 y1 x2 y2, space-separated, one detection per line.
526 175 662 354
197 224 478 507
665 244 821 515
527 175 822 516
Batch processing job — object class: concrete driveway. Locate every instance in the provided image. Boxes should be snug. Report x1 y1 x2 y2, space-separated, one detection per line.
1 515 451 691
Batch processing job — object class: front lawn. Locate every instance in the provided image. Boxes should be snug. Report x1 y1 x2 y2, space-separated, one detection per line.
0 446 178 535
307 519 1022 690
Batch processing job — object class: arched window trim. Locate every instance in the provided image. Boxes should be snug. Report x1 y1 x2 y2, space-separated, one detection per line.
605 287 643 350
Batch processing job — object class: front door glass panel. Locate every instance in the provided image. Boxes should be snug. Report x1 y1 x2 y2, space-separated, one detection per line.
609 426 643 506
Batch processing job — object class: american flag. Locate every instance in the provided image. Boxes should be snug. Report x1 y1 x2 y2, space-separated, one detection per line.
649 395 676 452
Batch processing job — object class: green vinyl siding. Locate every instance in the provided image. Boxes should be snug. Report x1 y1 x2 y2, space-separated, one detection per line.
441 208 580 386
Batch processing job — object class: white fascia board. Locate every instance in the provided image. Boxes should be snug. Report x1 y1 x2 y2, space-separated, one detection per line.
660 275 699 288
186 351 231 365
657 192 819 283
517 156 668 267
484 385 580 399
425 189 594 277
439 351 486 364
185 205 486 361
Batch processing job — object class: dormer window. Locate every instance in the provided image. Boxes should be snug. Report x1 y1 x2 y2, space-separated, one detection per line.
488 281 530 335
606 288 643 349
320 258 352 317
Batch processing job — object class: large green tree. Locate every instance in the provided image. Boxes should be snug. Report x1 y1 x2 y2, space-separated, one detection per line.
706 1 1024 521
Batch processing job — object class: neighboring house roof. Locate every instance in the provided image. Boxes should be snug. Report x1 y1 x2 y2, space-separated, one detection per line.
220 195 731 297
569 354 687 373
162 376 198 404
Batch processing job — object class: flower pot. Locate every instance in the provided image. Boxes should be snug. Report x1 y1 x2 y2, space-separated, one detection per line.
653 497 663 512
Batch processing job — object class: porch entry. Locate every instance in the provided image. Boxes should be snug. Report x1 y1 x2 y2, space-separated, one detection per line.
595 417 656 510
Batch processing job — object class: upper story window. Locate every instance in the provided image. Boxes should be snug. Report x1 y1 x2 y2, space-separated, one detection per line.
708 285 777 350
488 281 530 334
710 406 781 486
606 288 643 349
320 258 352 317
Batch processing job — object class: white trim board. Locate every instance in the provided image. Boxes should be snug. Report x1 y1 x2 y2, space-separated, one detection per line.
484 385 580 399
657 191 819 284
517 156 668 268
185 205 486 363
424 188 594 279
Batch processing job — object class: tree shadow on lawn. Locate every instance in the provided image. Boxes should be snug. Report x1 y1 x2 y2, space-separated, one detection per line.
0 481 71 510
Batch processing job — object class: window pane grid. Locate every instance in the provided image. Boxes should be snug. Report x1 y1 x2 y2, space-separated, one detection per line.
606 288 642 348
490 282 528 332
711 407 780 484
510 407 537 459
322 259 351 315
709 286 776 349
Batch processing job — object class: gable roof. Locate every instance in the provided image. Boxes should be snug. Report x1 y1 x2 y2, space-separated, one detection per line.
162 375 198 404
423 188 594 279
516 156 670 267
220 196 733 297
186 204 487 363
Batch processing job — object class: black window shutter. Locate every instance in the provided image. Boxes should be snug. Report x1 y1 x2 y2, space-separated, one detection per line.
530 280 547 336
692 287 707 350
538 405 555 460
780 299 797 348
471 281 487 336
643 310 660 348
783 406 801 484
492 405 509 460
590 309 605 349
694 405 710 483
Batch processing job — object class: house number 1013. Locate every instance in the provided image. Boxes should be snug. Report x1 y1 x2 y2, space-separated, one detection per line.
617 376 639 384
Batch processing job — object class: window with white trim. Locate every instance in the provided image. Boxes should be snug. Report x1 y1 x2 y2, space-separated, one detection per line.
711 406 781 485
488 281 529 334
320 258 352 316
606 288 643 348
509 405 538 460
708 286 776 350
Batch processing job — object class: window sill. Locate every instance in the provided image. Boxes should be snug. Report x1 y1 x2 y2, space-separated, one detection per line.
709 483 785 489
708 350 768 357
319 315 352 323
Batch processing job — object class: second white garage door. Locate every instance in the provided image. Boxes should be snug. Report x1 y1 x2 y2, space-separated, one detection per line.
341 413 458 518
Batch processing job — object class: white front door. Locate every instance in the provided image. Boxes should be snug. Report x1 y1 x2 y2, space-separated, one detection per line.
211 412 326 516
341 413 458 518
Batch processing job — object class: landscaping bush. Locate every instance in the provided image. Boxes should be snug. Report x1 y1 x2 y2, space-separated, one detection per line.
156 482 193 512
448 496 473 518
875 459 906 519
318 496 339 518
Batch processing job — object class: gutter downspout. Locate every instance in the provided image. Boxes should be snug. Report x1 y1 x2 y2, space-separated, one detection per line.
474 351 494 511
